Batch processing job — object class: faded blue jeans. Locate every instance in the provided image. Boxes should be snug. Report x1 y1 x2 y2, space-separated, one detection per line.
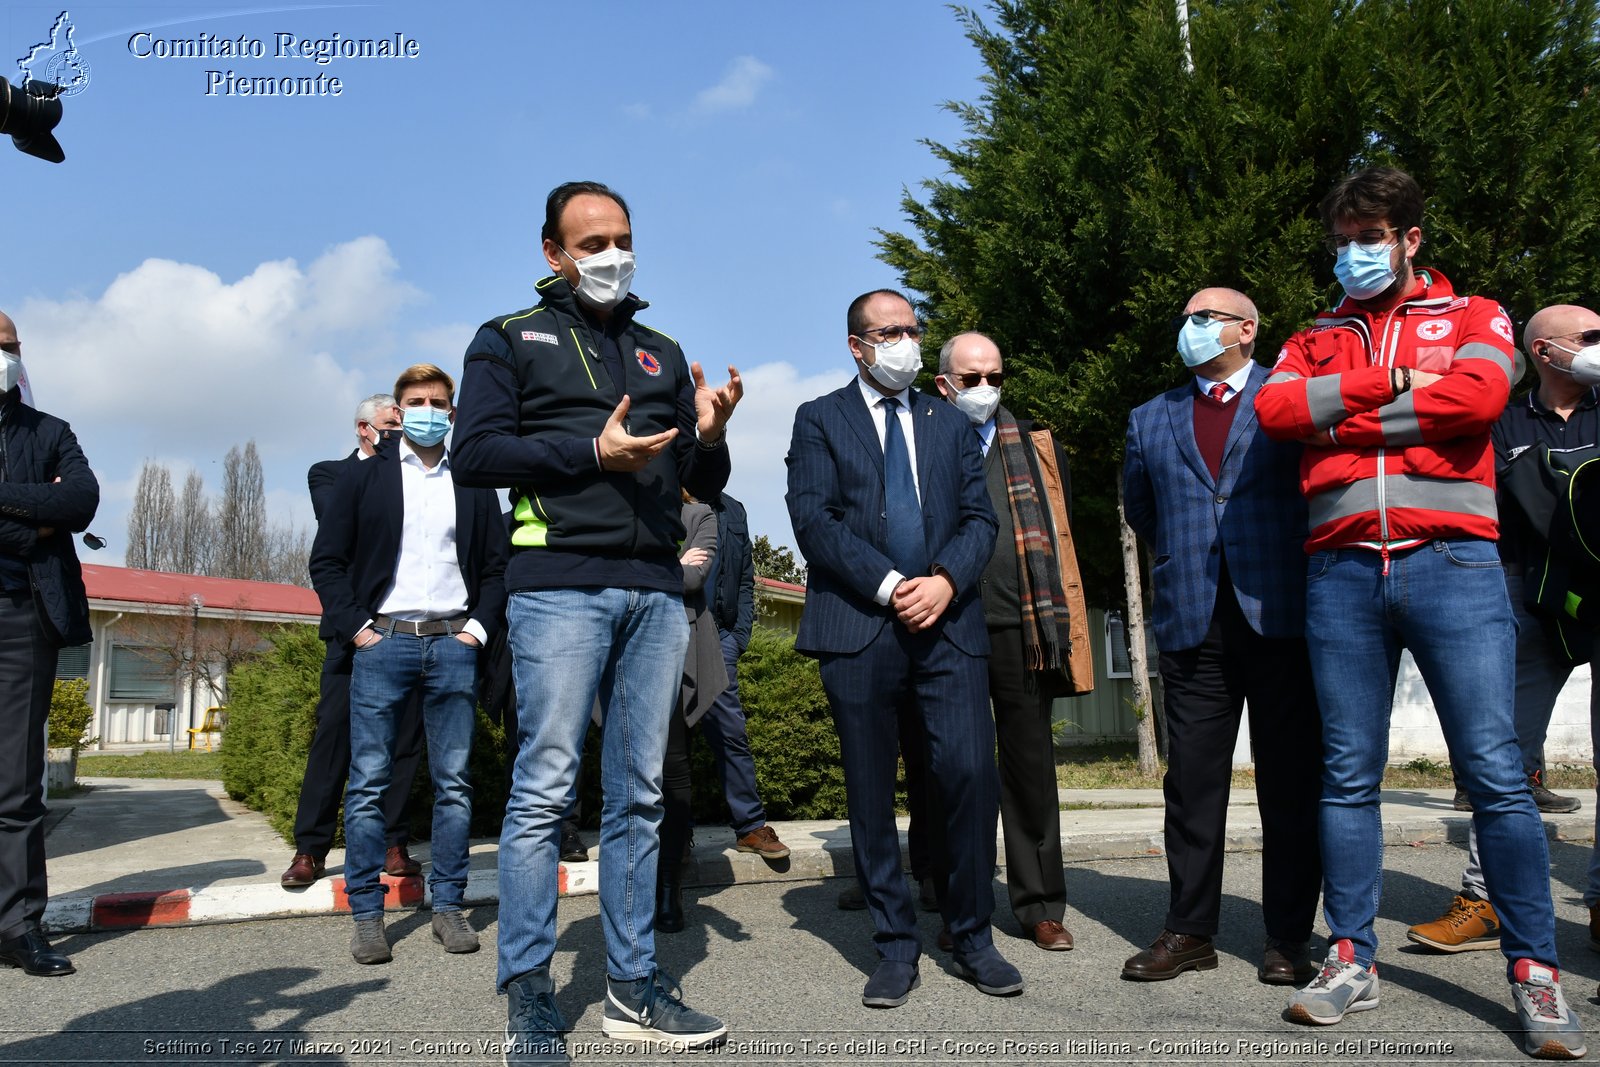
1306 540 1558 979
495 587 687 990
344 630 478 920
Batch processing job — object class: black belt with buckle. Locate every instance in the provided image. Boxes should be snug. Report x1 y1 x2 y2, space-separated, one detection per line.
374 614 469 636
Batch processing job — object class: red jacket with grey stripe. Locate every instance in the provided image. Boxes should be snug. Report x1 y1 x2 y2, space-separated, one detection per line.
1255 269 1517 553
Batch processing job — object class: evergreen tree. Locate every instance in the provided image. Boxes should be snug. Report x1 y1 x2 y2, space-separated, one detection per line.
881 0 1600 606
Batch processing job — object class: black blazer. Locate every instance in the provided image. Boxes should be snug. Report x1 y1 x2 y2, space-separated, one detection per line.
307 449 359 525
308 448 509 647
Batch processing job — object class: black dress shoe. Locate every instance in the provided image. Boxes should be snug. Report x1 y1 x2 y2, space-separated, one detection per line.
0 928 75 976
862 960 919 1008
1121 929 1216 981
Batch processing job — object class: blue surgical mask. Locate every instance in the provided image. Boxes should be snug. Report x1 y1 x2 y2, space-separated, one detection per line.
1334 241 1398 301
402 406 451 447
1177 317 1239 368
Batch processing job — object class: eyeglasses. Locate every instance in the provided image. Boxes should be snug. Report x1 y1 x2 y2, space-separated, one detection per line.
0 342 18 355
1171 310 1244 331
947 371 1005 389
1551 329 1600 348
1322 227 1400 255
860 323 924 343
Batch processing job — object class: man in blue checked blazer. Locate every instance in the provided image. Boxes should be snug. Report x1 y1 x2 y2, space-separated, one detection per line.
1120 286 1322 986
786 289 1015 1010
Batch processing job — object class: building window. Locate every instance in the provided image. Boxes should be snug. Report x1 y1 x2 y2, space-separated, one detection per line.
107 645 175 702
1103 610 1158 680
56 643 90 680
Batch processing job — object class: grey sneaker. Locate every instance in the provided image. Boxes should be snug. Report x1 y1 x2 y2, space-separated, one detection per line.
601 970 727 1050
349 915 391 965
431 909 480 954
1285 940 1379 1025
504 968 569 1067
1511 959 1586 1059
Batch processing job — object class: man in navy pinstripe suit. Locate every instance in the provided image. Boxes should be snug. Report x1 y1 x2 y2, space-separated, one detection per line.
786 289 1014 1009
1120 286 1323 985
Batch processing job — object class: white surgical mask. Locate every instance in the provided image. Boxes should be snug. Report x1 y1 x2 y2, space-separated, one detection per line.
949 382 1000 425
860 336 922 391
1176 316 1241 368
562 246 636 311
0 354 19 395
1548 340 1600 387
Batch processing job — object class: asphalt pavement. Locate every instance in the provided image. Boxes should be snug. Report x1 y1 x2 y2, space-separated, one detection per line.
8 776 1598 1065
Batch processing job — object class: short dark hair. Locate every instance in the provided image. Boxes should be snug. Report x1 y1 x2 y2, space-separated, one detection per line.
847 289 912 337
542 181 630 246
1320 167 1425 233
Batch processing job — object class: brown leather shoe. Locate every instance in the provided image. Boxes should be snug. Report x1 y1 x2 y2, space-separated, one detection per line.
937 926 954 953
1259 938 1316 985
1121 929 1217 981
734 825 791 859
384 845 421 877
280 853 325 888
1032 920 1075 951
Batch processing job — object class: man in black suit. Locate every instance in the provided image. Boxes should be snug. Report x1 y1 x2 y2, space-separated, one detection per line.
309 365 507 965
785 289 1013 1009
0 310 98 978
282 394 427 889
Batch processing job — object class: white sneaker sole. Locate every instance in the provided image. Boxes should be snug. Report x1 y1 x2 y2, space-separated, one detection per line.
600 1018 727 1050
1405 929 1500 953
1286 993 1380 1026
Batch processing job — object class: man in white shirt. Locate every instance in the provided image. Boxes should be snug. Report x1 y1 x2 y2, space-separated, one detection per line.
309 363 508 965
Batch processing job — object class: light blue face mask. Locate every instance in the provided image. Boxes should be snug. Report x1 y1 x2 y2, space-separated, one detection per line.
1334 241 1398 301
1176 316 1239 368
402 406 451 447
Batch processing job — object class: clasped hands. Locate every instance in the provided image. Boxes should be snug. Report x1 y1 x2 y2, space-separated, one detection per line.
892 573 956 633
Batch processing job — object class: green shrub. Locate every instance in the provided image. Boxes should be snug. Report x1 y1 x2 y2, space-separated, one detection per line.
49 678 97 753
739 625 847 821
221 624 515 846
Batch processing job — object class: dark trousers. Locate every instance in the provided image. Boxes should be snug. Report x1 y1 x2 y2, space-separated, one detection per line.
660 710 692 884
1156 583 1322 941
821 624 998 964
0 593 56 939
989 625 1067 930
292 639 424 856
698 630 766 835
898 694 936 882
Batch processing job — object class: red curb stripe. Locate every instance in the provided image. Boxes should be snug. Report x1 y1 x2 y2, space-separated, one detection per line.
558 864 568 895
332 875 424 912
93 889 192 929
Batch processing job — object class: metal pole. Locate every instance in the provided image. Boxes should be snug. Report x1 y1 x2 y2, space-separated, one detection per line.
1176 0 1193 73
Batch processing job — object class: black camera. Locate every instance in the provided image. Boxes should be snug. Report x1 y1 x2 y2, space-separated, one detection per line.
0 79 65 163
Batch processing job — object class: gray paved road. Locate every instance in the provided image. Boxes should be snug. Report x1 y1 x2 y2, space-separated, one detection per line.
4 840 1598 1066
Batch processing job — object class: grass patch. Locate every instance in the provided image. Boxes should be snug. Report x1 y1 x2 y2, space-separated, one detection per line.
1055 742 1600 792
79 750 225 780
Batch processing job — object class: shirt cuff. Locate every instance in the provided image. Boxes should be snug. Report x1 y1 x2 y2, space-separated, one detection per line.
874 570 906 606
353 618 375 644
461 619 488 646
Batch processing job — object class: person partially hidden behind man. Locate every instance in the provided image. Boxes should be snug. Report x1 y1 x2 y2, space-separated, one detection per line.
309 363 507 966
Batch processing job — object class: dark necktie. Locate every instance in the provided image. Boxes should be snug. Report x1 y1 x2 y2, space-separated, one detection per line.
1209 382 1229 402
881 397 928 576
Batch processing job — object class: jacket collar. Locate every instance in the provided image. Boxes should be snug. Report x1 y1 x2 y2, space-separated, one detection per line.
533 274 649 328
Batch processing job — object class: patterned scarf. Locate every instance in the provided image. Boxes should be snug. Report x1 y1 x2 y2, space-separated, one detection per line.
994 406 1071 671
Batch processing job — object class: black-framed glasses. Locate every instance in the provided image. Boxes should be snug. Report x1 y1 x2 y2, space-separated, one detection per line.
1322 227 1400 255
947 371 1005 388
1552 329 1600 348
860 323 924 343
1171 310 1244 331
0 342 18 355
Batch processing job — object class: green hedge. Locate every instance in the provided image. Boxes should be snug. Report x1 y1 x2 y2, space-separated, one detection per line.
222 622 850 847
49 678 96 752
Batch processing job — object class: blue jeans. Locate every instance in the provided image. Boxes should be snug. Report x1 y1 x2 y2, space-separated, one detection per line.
1306 540 1557 978
344 630 479 919
698 629 766 835
496 587 687 990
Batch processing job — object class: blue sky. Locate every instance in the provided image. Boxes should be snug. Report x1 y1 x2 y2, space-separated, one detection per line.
0 1 988 566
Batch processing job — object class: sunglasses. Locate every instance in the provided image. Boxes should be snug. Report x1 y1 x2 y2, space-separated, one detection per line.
946 371 1005 389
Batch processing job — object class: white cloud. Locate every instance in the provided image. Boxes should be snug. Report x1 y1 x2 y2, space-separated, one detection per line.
16 238 423 566
691 56 775 114
720 360 848 561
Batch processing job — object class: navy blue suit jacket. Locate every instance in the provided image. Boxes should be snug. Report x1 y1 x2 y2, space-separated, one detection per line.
308 449 509 647
786 380 997 658
1122 362 1308 652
